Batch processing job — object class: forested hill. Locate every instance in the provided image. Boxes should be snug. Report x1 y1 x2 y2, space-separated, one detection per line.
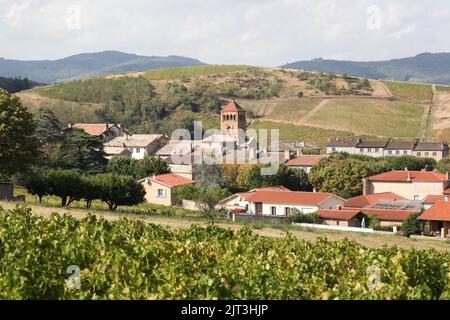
283 52 450 85
0 77 42 93
0 51 206 83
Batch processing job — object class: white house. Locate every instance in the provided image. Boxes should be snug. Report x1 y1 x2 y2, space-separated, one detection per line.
104 134 168 160
219 187 345 216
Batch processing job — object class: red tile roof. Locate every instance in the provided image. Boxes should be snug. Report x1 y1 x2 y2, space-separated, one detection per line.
366 171 448 183
252 186 291 192
345 192 406 208
286 155 328 167
358 208 419 221
148 173 194 188
445 188 450 195
222 100 246 113
422 195 449 204
420 201 450 222
73 123 116 136
239 190 335 206
318 209 362 221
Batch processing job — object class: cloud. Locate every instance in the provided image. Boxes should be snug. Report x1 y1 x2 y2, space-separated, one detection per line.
0 0 449 65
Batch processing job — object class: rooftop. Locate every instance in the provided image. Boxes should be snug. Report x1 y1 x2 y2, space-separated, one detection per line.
318 208 362 221
286 155 328 167
423 195 449 204
72 123 118 136
222 100 246 113
356 140 390 148
344 192 406 208
328 137 360 148
106 134 166 148
238 190 335 206
145 173 194 188
385 140 417 150
420 201 450 222
366 170 449 183
414 141 448 152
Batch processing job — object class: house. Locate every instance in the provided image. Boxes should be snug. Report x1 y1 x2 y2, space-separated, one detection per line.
385 140 417 157
318 207 420 228
0 182 13 201
105 134 169 160
71 123 126 142
363 170 450 201
412 141 449 161
327 137 360 154
277 141 321 157
422 195 449 210
220 187 345 217
139 173 195 207
103 146 132 160
286 155 329 173
317 209 367 227
419 200 450 238
344 192 406 208
355 140 389 158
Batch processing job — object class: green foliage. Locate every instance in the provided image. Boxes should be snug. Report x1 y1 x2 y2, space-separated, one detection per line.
289 210 320 224
0 206 449 299
437 158 450 174
44 169 84 207
367 215 381 229
402 214 423 238
57 128 107 174
0 89 39 177
0 76 40 93
176 184 230 213
33 108 63 145
107 156 170 180
246 164 312 191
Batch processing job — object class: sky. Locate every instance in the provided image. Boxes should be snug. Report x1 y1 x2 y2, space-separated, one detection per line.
1 0 450 66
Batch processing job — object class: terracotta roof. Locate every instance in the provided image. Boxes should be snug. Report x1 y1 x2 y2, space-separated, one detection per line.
414 142 447 152
445 187 450 195
239 190 335 206
222 100 246 113
147 173 194 188
318 208 362 221
286 155 328 167
385 140 417 150
328 137 360 148
357 208 420 221
73 123 117 136
345 192 406 208
252 186 292 192
366 171 448 182
422 195 449 204
420 201 450 222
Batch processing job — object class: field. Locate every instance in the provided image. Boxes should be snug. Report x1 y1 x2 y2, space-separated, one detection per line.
381 81 433 101
248 121 355 148
437 85 450 92
308 98 424 137
141 65 257 81
0 205 449 300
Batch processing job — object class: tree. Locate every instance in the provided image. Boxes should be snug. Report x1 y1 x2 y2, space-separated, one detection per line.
57 128 107 173
194 164 227 188
309 159 373 197
23 174 48 203
107 156 138 177
80 175 103 209
195 186 230 213
402 214 423 237
277 166 311 192
367 215 381 229
96 173 145 210
135 156 170 180
45 169 84 207
33 108 63 145
0 89 38 177
437 158 450 174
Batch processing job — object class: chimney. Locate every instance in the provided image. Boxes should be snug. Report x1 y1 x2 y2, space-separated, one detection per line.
338 205 342 210
313 188 317 193
405 167 409 172
407 172 412 182
68 123 72 129
297 149 302 157
152 175 157 180
445 195 449 202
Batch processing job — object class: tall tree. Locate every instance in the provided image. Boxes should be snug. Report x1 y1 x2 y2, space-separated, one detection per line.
0 89 38 177
33 107 63 145
57 128 107 173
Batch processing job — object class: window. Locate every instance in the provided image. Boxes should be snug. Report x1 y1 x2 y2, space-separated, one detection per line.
417 152 421 157
433 152 437 156
367 148 372 153
375 148 379 153
360 148 364 153
332 148 336 152
271 207 277 216
156 189 166 198
135 148 141 154
388 151 392 155
425 152 429 157
396 151 400 155
403 151 408 155
285 208 291 216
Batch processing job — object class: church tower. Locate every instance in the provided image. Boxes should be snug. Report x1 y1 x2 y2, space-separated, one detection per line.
221 100 247 144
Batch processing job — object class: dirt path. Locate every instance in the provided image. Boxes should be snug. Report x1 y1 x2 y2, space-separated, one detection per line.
370 80 393 98
299 99 331 124
2 202 449 252
429 89 450 136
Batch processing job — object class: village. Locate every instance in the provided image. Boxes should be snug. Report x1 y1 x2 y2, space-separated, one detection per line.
2 99 448 240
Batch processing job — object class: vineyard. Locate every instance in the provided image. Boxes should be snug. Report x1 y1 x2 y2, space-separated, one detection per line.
0 206 449 300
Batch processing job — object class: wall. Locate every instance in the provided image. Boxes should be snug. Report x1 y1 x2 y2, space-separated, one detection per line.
141 181 174 207
261 203 319 216
367 181 445 201
0 183 13 201
320 196 345 210
232 214 290 224
327 147 355 154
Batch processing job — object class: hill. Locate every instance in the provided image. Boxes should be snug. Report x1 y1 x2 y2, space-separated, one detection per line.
0 51 206 83
283 52 450 85
0 76 42 93
16 65 450 149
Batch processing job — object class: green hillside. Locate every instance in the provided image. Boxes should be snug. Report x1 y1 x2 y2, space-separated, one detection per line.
17 65 448 147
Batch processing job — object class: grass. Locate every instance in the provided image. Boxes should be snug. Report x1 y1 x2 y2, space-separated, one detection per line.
248 120 355 149
437 85 450 92
142 65 258 81
308 98 424 138
434 128 450 143
267 98 322 120
382 81 433 101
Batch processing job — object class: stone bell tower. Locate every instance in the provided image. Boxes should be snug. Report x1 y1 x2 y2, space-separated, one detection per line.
221 100 247 144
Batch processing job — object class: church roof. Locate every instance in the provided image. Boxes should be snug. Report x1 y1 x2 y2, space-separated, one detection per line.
222 100 246 113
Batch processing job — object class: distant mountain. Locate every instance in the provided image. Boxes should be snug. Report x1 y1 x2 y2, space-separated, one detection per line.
283 52 450 85
0 51 206 83
0 76 43 93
